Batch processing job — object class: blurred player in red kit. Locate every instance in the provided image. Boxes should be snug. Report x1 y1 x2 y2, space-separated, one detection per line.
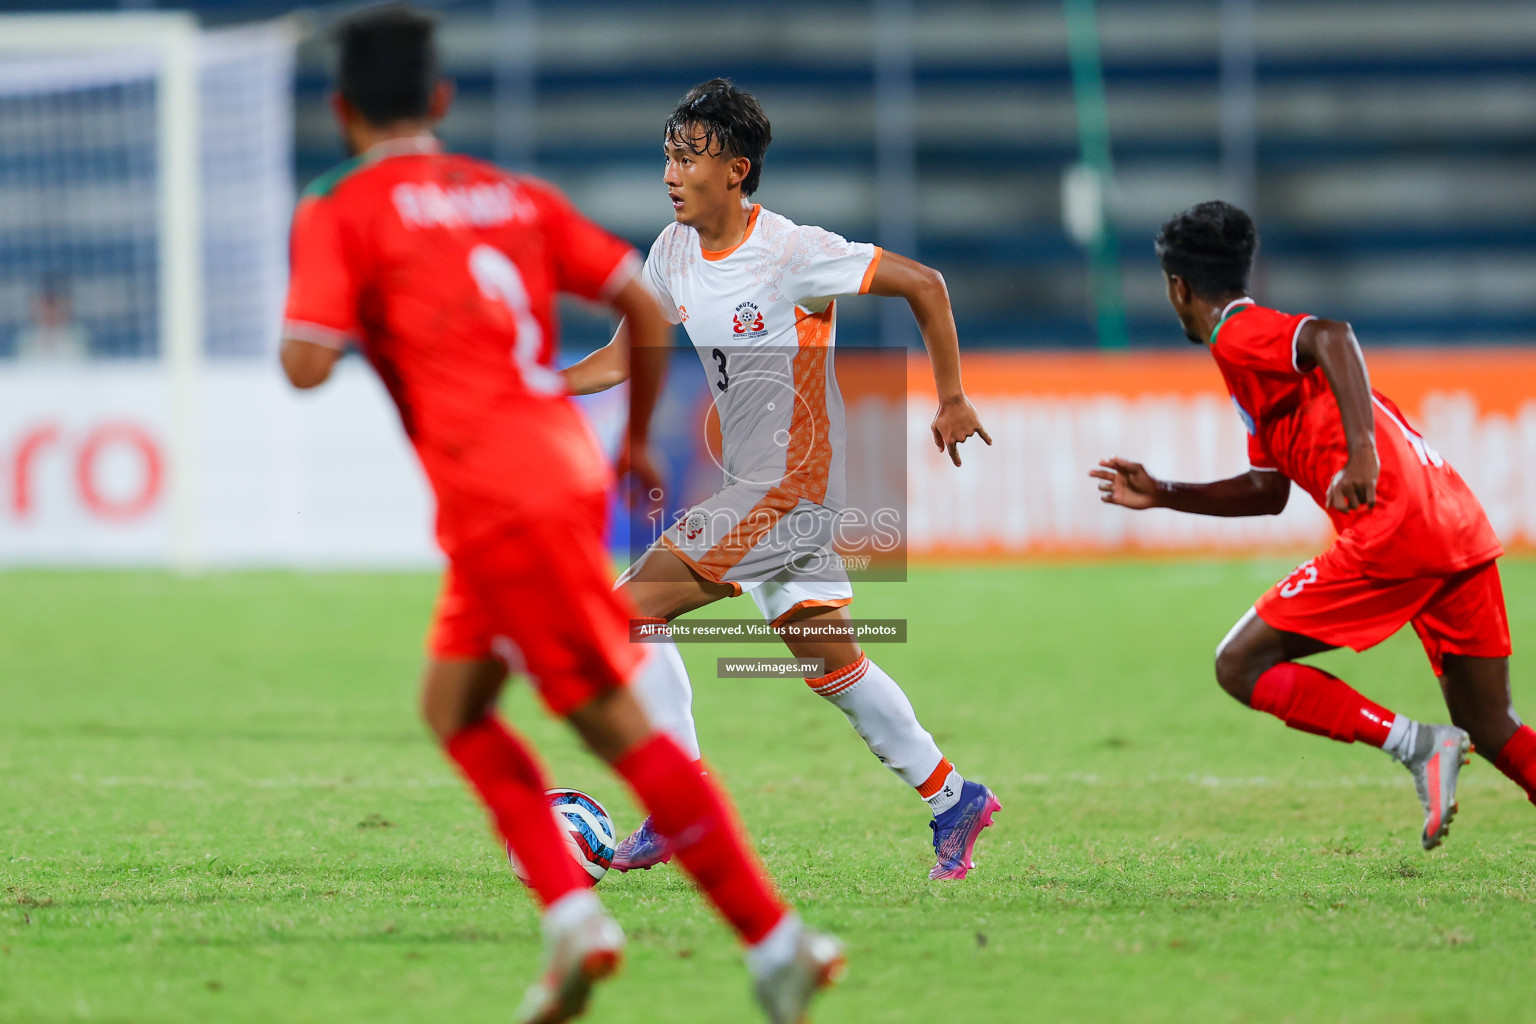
279 9 841 1022
1092 201 1535 849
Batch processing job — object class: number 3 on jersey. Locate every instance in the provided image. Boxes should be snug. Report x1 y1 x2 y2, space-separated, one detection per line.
711 347 729 391
468 244 563 395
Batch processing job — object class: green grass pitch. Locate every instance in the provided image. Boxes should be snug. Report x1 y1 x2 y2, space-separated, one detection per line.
3 561 1534 1023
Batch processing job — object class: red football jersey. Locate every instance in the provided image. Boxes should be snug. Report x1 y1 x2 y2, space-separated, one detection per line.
1210 302 1502 578
282 137 638 552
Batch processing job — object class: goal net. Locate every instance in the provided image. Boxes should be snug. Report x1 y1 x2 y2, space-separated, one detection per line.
0 14 295 568
0 15 293 361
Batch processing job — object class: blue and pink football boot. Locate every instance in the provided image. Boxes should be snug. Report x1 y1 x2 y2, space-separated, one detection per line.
928 781 1001 880
616 781 1002 882
611 815 673 872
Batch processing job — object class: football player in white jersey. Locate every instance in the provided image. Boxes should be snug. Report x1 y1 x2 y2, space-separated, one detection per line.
565 79 998 882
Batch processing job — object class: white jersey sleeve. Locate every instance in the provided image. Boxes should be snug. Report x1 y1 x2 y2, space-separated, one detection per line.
781 226 882 313
641 228 685 325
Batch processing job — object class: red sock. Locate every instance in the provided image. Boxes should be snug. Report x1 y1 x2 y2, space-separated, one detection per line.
444 716 587 907
614 734 786 944
1494 725 1536 806
1250 662 1396 747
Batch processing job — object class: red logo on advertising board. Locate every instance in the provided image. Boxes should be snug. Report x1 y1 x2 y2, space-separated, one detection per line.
8 421 164 521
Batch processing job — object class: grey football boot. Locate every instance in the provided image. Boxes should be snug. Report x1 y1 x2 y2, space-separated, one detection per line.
1394 722 1473 850
751 921 846 1024
515 897 624 1024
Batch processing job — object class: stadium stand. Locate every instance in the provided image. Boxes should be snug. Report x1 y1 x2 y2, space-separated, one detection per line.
8 0 1535 350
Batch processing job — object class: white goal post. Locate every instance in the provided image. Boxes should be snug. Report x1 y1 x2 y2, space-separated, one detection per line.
0 14 204 571
0 14 298 571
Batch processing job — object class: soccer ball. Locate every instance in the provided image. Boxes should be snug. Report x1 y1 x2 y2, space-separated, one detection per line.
509 788 618 886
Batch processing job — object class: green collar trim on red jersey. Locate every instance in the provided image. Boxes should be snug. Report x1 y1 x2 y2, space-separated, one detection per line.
300 155 365 200
1207 297 1256 346
300 137 442 201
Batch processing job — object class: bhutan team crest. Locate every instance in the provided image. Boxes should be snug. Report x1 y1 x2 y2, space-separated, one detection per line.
731 301 767 338
682 508 709 542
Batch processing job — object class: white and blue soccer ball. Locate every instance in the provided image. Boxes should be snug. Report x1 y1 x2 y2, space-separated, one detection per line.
509 788 619 886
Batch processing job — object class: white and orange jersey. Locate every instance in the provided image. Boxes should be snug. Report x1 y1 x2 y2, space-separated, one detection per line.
642 204 882 512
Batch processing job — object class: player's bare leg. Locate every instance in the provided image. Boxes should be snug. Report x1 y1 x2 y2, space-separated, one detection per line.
620 540 737 620
565 684 660 761
621 543 728 761
1439 654 1536 806
1216 609 1470 848
1212 607 1336 702
609 544 729 869
420 656 507 741
618 543 731 765
776 603 999 879
421 658 593 901
569 686 841 1024
1438 655 1517 755
616 543 997 879
420 658 624 1024
423 656 836 1024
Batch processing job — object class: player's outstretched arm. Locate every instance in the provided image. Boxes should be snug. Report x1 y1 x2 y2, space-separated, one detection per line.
280 338 343 389
1295 319 1379 512
1090 457 1291 517
866 251 991 467
560 319 630 397
561 277 673 394
573 276 673 504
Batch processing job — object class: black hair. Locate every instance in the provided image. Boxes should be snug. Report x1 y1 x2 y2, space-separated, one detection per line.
333 5 439 128
665 78 772 196
1154 200 1259 298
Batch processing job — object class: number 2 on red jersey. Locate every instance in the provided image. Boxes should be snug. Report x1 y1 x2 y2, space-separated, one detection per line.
469 244 563 395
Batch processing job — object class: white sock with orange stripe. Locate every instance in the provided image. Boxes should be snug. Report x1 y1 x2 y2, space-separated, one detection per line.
629 618 702 761
804 654 963 815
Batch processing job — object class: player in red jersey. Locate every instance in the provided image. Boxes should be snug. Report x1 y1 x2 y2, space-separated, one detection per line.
279 10 841 1022
1092 201 1535 849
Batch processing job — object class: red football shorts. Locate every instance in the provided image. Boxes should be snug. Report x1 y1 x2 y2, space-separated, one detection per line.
1255 551 1511 675
427 488 641 716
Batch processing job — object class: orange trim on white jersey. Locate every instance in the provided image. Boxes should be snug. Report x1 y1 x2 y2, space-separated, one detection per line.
769 597 854 630
696 486 800 580
660 534 744 596
782 304 835 505
699 204 762 262
858 246 885 295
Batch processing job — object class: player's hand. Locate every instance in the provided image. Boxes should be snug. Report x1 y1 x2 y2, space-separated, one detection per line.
931 396 992 467
616 435 666 513
1090 458 1161 510
1326 448 1379 512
